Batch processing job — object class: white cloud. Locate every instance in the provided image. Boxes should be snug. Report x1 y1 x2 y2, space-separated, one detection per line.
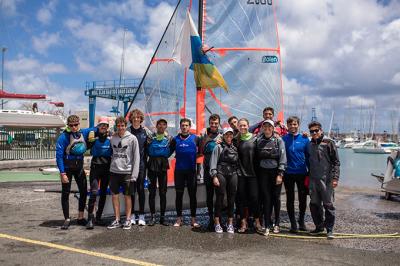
0 0 22 16
36 0 58 25
146 2 175 44
277 0 400 111
3 55 84 112
81 0 146 22
32 32 61 54
64 1 175 79
7 55 67 75
389 72 400 86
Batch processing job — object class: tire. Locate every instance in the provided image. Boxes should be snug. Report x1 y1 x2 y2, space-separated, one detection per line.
385 192 391 200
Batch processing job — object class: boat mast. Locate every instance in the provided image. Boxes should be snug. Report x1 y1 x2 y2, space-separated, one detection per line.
328 111 334 138
196 0 206 134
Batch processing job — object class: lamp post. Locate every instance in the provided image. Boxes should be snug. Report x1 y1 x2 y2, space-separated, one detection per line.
1 47 7 110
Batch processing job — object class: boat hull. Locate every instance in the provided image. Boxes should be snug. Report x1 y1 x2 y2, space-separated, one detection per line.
353 148 389 154
0 110 65 128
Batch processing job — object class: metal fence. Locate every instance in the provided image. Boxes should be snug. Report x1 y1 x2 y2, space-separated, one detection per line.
0 127 60 160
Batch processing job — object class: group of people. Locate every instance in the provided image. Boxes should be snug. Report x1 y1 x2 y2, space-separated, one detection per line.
56 106 340 239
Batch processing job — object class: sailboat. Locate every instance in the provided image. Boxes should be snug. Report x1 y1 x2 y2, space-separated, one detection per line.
101 0 285 216
126 0 284 135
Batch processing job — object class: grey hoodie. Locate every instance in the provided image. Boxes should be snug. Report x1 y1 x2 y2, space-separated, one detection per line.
110 131 140 181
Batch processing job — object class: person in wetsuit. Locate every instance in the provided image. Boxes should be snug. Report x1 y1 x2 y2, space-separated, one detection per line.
147 118 171 226
199 114 222 231
56 115 94 230
86 117 112 229
209 127 239 234
128 109 152 226
255 119 287 236
282 116 309 233
170 118 201 228
236 118 263 233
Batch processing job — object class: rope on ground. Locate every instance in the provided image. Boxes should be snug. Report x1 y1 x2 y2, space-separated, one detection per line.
269 232 400 239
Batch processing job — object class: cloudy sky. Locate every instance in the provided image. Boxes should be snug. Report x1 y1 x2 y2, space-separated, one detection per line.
0 0 399 133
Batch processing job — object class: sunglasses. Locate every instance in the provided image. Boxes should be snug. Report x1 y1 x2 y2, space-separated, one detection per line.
309 129 320 134
68 123 79 127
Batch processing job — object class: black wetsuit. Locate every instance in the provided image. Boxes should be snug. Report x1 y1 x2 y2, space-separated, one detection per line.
129 126 151 215
255 134 287 228
209 142 239 219
87 132 111 220
199 128 222 221
237 135 259 219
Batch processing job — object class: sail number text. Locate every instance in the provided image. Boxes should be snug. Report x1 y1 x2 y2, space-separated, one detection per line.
247 0 272 5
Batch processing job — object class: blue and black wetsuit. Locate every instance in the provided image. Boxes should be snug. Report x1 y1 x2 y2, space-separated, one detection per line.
87 131 112 221
56 128 93 220
170 133 199 218
147 133 172 219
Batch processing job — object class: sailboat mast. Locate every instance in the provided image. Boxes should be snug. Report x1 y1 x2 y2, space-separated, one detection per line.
196 0 206 134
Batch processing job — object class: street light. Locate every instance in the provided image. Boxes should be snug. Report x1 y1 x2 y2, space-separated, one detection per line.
1 47 7 110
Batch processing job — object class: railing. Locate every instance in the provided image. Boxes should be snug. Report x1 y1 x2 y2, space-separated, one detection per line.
0 127 61 160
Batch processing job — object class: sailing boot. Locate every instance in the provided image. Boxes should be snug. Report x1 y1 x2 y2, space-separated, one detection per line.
148 215 155 226
289 220 298 233
86 214 94 230
160 216 169 226
298 218 307 232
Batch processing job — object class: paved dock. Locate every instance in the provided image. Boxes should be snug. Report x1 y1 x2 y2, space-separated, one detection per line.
0 176 399 265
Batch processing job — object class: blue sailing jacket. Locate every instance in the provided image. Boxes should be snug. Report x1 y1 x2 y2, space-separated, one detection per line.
148 136 170 158
174 134 197 171
282 133 310 175
91 136 112 158
56 127 95 173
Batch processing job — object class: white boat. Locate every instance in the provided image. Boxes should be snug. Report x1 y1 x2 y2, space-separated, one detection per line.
39 167 59 175
352 140 392 154
380 142 400 152
341 137 358 148
0 110 65 128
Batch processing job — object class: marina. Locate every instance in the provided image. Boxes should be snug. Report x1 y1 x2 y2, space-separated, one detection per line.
0 0 399 265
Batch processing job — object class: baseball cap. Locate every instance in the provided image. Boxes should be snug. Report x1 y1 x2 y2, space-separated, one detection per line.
262 119 275 127
222 127 234 135
156 118 168 125
97 116 109 126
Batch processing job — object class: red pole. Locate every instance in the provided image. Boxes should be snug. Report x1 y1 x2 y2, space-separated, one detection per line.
196 88 206 134
196 0 206 135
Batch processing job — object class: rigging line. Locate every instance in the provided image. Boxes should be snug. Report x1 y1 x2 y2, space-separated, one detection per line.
229 106 260 119
265 63 281 103
126 0 183 116
259 74 280 106
254 4 263 31
260 60 281 101
220 2 247 43
272 1 284 114
220 61 266 108
221 60 267 109
237 0 256 39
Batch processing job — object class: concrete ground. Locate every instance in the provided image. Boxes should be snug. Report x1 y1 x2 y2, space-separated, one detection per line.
0 180 399 266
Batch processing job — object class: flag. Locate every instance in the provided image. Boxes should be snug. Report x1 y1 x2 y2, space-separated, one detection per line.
173 11 228 91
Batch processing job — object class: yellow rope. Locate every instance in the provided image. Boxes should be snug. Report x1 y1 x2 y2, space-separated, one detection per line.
269 232 400 239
